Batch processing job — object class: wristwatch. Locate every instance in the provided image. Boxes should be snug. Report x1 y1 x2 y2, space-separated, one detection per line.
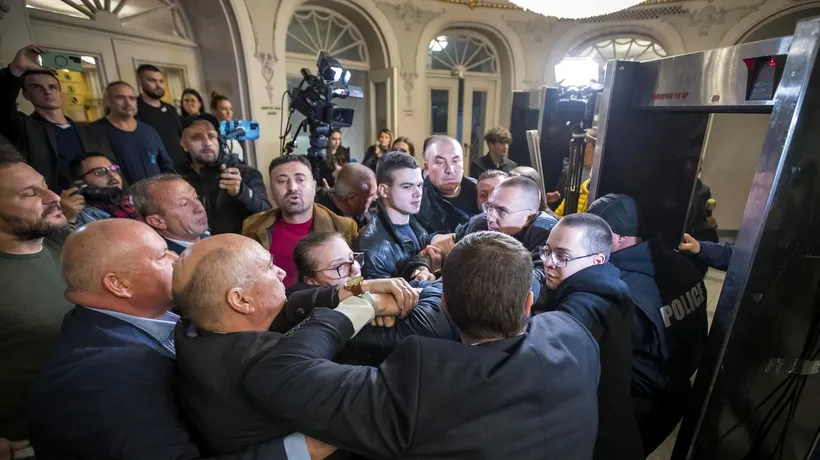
344 276 365 296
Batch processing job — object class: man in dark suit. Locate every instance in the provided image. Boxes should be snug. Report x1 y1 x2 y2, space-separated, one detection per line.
171 233 424 456
130 174 210 254
27 219 296 459
239 232 602 460
541 213 643 460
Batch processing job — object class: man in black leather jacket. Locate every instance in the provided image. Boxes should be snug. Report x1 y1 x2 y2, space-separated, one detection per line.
179 114 270 235
416 136 479 234
356 152 432 280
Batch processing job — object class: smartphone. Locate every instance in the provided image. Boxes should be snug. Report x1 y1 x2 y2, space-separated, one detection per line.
40 52 82 71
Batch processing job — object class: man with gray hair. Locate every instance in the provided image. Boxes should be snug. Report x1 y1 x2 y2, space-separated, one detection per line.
416 135 479 234
314 163 377 229
130 174 210 254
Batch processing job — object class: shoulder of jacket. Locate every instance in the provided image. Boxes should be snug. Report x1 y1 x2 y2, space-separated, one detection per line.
242 209 277 234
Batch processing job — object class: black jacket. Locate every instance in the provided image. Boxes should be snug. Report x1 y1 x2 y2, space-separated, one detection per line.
469 154 517 179
28 307 285 459
361 145 382 172
182 161 271 235
546 263 644 460
0 66 115 192
416 176 479 234
241 307 601 460
609 236 709 454
455 211 558 301
355 201 430 280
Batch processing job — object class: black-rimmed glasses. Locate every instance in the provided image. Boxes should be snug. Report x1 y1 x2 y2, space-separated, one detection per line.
313 252 365 279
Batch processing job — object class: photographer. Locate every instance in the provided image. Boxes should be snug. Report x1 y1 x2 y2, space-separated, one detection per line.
179 114 271 235
60 152 139 225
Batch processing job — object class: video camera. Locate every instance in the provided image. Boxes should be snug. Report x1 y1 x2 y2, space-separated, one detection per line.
286 52 363 165
555 85 600 125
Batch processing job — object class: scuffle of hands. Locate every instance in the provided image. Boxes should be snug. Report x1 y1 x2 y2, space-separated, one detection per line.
0 439 30 460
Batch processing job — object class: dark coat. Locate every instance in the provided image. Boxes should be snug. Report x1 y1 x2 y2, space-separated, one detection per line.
469 154 517 179
27 306 286 459
314 187 369 229
547 263 644 460
455 211 558 301
241 308 601 460
609 236 709 454
416 176 479 234
0 66 115 192
355 201 431 280
182 161 271 235
361 145 382 172
697 240 733 271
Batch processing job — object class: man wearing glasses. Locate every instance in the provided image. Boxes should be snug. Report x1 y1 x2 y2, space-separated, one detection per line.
541 213 643 460
61 152 140 226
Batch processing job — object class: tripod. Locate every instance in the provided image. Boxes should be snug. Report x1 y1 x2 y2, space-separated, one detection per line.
562 122 587 215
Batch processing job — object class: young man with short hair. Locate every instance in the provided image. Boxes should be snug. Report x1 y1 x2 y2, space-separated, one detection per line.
470 126 517 179
242 155 357 288
0 45 114 191
135 64 185 170
356 152 431 280
542 213 643 460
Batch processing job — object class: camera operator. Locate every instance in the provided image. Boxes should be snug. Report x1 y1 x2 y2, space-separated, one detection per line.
60 152 139 226
179 114 271 235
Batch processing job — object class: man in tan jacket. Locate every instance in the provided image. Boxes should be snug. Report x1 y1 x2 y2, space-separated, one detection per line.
243 155 358 288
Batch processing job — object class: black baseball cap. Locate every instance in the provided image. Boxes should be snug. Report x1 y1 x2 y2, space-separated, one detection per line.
587 193 641 237
182 113 220 132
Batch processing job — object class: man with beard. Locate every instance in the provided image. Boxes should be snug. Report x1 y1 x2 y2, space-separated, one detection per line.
0 45 114 192
243 155 358 288
416 136 479 234
135 65 185 170
60 153 140 226
180 114 270 235
0 145 72 452
92 82 175 184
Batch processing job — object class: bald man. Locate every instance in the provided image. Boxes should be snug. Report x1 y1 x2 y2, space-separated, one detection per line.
27 220 293 459
171 233 417 457
417 135 479 234
315 163 377 229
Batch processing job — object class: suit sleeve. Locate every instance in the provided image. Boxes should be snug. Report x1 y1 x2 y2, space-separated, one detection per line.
242 309 420 459
271 285 340 332
235 168 272 213
0 66 27 149
352 282 458 351
697 241 733 271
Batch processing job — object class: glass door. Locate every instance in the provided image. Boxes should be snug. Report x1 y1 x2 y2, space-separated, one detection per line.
427 77 459 137
461 78 497 175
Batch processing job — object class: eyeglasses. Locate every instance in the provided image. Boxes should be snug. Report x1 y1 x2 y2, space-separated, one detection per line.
482 203 532 220
540 246 597 268
82 165 120 178
313 252 365 279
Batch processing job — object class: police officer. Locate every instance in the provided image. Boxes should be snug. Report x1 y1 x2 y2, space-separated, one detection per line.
588 194 708 456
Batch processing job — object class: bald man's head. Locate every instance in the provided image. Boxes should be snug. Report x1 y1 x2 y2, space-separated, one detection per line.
423 135 464 196
173 234 287 332
330 163 378 216
62 219 177 317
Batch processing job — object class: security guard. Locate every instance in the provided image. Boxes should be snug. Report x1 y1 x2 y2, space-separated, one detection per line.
588 194 708 456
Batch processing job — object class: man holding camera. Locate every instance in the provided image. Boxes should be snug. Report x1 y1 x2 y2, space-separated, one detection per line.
180 114 271 235
60 152 140 226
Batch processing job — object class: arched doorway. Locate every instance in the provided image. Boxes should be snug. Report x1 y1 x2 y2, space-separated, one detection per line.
283 3 397 161
425 30 501 171
560 34 667 83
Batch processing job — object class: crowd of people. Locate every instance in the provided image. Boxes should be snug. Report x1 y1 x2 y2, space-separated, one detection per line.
0 43 721 460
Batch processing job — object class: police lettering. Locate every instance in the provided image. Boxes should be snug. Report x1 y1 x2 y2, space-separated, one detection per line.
661 283 705 327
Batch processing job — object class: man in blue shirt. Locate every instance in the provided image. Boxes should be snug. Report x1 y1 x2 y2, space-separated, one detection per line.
92 81 175 184
27 219 313 459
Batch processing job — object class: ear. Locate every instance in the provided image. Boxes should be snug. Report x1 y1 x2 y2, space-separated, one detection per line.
344 193 359 206
378 183 389 200
592 253 607 266
523 290 534 317
145 214 167 231
226 287 253 315
304 277 318 287
102 273 132 299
